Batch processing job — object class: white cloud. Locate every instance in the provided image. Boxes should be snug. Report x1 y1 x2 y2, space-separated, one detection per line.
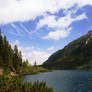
5 0 92 64
38 13 87 29
39 12 87 40
10 23 34 39
74 13 87 20
0 0 92 24
22 50 50 65
10 40 19 48
10 40 50 65
47 46 54 51
43 28 71 40
18 46 35 53
37 15 56 29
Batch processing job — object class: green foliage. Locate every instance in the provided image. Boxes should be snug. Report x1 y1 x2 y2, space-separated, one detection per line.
21 64 50 75
0 30 23 71
0 30 3 66
0 75 54 92
0 29 49 75
43 30 92 70
13 45 22 71
0 29 54 92
77 64 92 70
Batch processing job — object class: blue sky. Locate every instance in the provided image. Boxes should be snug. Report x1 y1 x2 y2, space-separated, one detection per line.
0 0 92 65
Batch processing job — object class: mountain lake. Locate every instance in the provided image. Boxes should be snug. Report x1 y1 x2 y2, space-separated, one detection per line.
24 70 92 92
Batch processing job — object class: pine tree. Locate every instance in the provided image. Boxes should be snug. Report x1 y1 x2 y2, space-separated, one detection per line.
3 36 10 66
18 51 22 67
0 29 4 65
34 60 37 67
13 45 19 70
8 44 13 69
34 60 38 69
13 45 23 71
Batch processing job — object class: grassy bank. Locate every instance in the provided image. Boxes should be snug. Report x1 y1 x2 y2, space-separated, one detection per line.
21 66 51 75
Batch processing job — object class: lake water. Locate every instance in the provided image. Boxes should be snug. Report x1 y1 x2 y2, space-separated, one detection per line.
24 70 92 92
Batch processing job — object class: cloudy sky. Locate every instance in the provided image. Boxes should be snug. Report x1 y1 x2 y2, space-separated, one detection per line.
1 0 92 65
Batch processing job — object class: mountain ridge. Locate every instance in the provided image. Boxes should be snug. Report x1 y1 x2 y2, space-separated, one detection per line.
43 30 92 70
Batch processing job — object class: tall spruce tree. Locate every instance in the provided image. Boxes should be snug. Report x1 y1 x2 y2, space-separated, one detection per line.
18 51 22 67
2 36 13 68
13 45 19 70
3 36 9 66
13 45 23 71
0 29 3 65
8 44 13 69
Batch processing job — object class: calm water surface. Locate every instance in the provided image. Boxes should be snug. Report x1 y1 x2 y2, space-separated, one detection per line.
24 70 92 92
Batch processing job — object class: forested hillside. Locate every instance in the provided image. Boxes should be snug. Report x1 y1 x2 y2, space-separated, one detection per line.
0 29 23 72
43 30 92 70
0 29 49 74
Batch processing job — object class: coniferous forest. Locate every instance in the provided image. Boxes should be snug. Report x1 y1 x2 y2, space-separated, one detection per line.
0 29 49 74
0 29 23 72
0 29 54 92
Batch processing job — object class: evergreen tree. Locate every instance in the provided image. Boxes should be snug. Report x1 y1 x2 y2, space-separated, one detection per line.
13 45 19 70
8 44 13 69
0 29 3 65
34 60 37 67
18 51 22 67
3 36 11 67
